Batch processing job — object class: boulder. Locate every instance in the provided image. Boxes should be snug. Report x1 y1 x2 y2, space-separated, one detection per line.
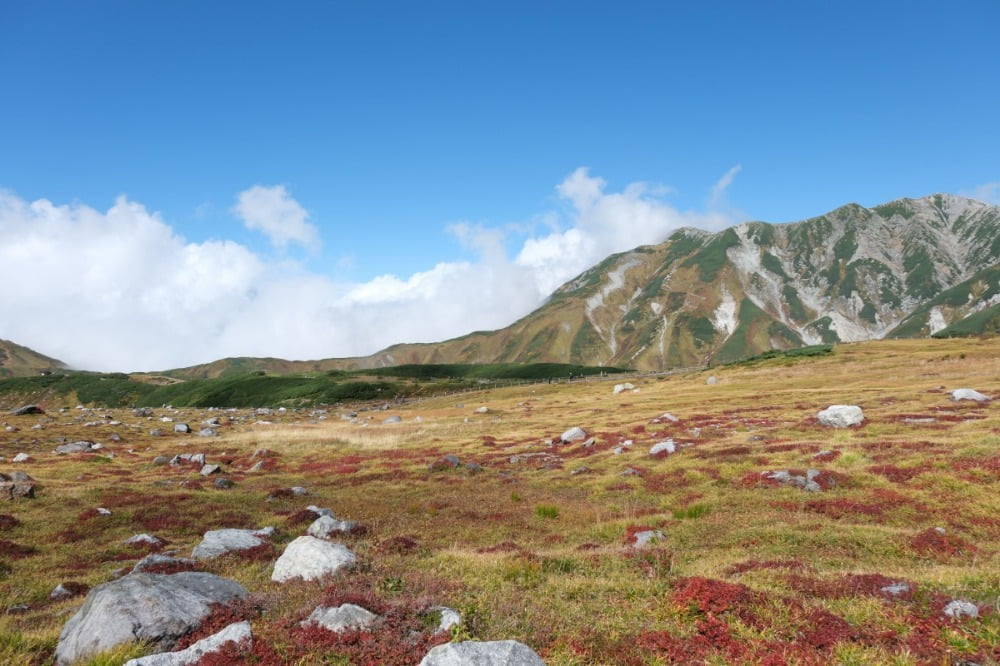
191 527 274 560
0 472 37 499
133 553 198 574
133 408 154 417
382 415 402 424
418 640 545 665
429 454 461 471
214 477 235 490
173 424 191 434
943 599 979 619
474 406 490 414
307 515 358 539
125 534 166 547
152 456 170 466
271 536 356 583
54 572 248 665
649 440 676 457
10 405 44 416
49 582 89 601
300 604 380 632
199 464 222 476
817 405 864 428
632 530 665 548
12 453 31 463
55 441 98 454
764 469 824 492
706 376 718 385
197 428 217 437
559 427 587 443
122 620 252 666
613 383 635 395
950 388 990 402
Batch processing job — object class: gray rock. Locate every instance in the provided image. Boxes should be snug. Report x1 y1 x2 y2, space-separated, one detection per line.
290 486 309 495
11 405 44 416
55 441 97 454
474 406 490 414
133 408 153 417
951 388 990 402
418 640 545 665
150 428 167 437
307 515 358 539
49 582 88 601
125 534 165 547
132 553 197 574
214 477 234 490
306 504 332 517
613 383 635 394
559 427 587 443
943 599 979 619
12 453 31 463
649 440 676 457
880 582 911 597
191 527 274 560
706 376 717 385
152 455 170 466
300 603 380 632
197 428 217 437
173 424 191 434
580 437 596 448
54 572 248 665
382 415 402 424
199 464 222 476
632 530 665 548
817 405 864 428
123 621 252 666
190 453 206 465
430 606 461 634
271 536 356 583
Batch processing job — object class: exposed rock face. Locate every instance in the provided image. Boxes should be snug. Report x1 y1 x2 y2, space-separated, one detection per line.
122 621 252 666
54 572 247 665
817 405 864 428
271 536 356 582
418 640 546 665
300 604 380 632
191 527 274 560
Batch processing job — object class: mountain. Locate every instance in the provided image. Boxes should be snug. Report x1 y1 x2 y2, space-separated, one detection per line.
162 193 999 377
0 339 66 378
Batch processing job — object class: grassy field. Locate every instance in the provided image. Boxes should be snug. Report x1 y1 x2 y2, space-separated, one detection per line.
0 337 997 664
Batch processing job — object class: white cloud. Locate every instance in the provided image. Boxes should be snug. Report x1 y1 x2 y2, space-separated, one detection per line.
232 184 319 249
963 182 1000 205
0 169 742 371
709 164 742 209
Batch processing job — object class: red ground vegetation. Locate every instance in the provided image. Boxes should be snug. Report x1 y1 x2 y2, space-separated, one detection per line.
868 464 929 482
0 539 35 559
0 514 21 530
909 527 977 560
725 559 810 576
376 535 419 555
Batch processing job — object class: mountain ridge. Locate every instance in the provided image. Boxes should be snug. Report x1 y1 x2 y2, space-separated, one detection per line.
4 193 998 377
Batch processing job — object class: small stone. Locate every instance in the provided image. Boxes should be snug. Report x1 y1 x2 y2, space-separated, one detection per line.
307 515 358 539
214 477 235 490
49 582 89 601
125 533 165 547
474 406 489 414
382 415 402 424
880 582 911 597
580 437 596 448
950 388 990 402
190 453 206 465
197 428 217 437
149 428 167 437
943 599 979 619
271 536 357 583
613 383 635 394
706 376 718 385
429 606 461 634
301 604 380 633
632 530 665 548
151 456 170 466
290 486 308 495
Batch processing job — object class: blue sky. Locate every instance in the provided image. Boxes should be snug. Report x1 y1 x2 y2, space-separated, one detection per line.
1 1 998 370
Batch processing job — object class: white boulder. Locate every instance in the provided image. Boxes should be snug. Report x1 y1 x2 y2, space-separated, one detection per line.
817 405 864 428
419 640 545 665
191 527 274 560
300 604 380 632
123 621 252 666
271 536 356 583
950 388 990 402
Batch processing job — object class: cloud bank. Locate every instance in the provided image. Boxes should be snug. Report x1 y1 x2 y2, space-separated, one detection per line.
0 168 741 371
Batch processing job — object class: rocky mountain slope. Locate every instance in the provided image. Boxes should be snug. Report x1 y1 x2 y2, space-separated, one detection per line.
349 194 1000 371
0 339 66 378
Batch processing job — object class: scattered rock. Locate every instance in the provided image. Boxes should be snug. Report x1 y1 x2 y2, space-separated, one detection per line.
580 437 596 448
10 405 44 416
122 620 252 666
197 428 217 437
133 408 153 417
943 599 979 619
429 606 461 634
96 508 112 515
950 388 990 402
559 427 587 443
190 453 206 465
307 515 358 538
301 604 381 633
173 424 191 434
199 464 222 476
817 405 864 428
632 530 665 548
290 486 309 495
152 456 170 466
429 454 462 471
880 582 911 597
418 640 545 666
653 412 679 423
613 383 636 394
132 553 198 574
191 527 274 560
706 376 718 385
649 440 676 457
54 441 98 454
12 453 31 463
0 472 36 499
570 466 591 476
271 536 356 583
382 415 402 424
214 477 234 490
474 406 490 414
125 534 166 548
54 572 248 665
763 469 827 492
150 428 167 437
464 462 483 474
49 582 90 601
